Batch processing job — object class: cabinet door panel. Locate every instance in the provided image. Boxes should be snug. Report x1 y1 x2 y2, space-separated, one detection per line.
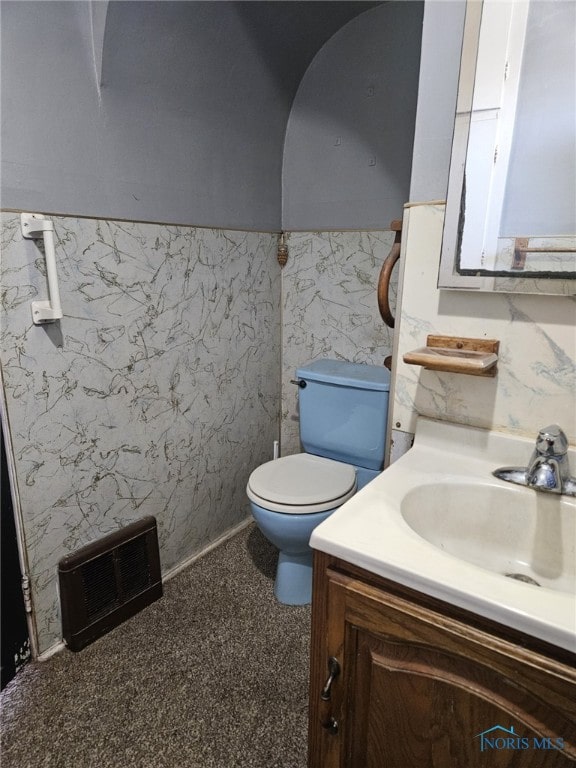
347 629 575 768
308 560 576 768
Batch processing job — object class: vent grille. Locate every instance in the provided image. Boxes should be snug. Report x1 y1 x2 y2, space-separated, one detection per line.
59 517 162 651
82 553 118 621
118 536 151 598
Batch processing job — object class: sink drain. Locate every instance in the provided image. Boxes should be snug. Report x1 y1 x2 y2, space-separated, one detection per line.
505 573 541 587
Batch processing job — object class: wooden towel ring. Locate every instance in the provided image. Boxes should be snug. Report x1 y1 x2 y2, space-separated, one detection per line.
377 219 402 329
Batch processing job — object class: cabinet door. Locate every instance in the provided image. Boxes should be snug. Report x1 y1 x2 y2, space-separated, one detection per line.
313 568 576 768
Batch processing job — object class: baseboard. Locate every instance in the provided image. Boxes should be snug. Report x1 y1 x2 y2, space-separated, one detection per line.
37 641 66 661
163 517 253 583
36 516 253 662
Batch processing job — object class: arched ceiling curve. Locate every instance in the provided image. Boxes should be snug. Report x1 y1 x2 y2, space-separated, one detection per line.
99 2 382 113
1 0 383 230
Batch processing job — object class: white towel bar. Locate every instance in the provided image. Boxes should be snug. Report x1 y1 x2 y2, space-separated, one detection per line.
21 213 63 324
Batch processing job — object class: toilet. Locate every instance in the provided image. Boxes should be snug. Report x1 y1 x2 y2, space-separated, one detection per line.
247 359 390 605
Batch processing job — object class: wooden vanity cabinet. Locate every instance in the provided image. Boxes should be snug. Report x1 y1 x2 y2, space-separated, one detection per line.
308 551 576 768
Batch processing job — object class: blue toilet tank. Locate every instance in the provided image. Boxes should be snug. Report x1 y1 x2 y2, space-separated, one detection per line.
296 359 391 472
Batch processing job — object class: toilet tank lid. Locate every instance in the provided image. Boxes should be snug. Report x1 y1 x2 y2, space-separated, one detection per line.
296 359 390 392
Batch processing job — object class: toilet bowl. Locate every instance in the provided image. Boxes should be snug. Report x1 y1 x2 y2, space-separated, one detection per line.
247 453 357 604
247 358 390 605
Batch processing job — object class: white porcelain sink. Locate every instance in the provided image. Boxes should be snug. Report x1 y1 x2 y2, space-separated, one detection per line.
401 482 575 594
310 417 576 653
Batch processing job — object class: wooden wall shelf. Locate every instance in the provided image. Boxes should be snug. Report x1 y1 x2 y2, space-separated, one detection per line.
403 335 499 377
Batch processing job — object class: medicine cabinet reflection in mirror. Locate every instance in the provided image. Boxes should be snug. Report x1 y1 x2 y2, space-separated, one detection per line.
439 0 575 295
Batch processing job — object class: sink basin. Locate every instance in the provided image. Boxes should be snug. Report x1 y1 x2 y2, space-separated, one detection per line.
401 482 575 594
310 417 576 653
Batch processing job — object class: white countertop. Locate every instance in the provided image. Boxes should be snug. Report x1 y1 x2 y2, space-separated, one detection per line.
310 417 576 654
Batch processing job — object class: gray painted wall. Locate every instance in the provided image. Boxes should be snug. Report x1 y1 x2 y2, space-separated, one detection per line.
283 2 424 230
409 0 466 203
1 1 381 231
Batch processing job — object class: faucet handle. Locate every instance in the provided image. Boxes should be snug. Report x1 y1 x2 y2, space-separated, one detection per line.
535 425 568 456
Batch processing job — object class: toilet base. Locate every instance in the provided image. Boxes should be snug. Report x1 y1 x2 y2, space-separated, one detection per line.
248 500 337 606
274 550 313 605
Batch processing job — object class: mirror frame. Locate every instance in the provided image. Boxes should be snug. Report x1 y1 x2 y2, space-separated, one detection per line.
438 0 576 295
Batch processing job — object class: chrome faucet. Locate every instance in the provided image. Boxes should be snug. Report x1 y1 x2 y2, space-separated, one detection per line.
493 425 576 497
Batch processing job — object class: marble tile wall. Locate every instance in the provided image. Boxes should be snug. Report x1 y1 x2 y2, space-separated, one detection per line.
392 204 576 447
1 213 280 654
281 231 397 455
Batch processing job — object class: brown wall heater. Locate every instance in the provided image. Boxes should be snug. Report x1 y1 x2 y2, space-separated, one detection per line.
58 516 162 652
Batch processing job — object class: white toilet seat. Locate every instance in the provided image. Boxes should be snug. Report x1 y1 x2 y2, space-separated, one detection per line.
247 453 357 514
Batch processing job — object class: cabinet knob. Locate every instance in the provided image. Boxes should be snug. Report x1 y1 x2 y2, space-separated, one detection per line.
321 716 339 735
320 656 340 701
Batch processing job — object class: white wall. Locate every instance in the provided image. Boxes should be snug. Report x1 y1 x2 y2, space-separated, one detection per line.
280 230 398 455
392 204 576 445
0 0 425 654
400 0 575 450
1 212 281 654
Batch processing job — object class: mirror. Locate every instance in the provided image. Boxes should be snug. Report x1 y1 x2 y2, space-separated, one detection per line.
439 0 575 294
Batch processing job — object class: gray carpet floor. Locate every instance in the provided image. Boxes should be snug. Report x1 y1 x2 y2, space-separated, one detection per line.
1 524 311 768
